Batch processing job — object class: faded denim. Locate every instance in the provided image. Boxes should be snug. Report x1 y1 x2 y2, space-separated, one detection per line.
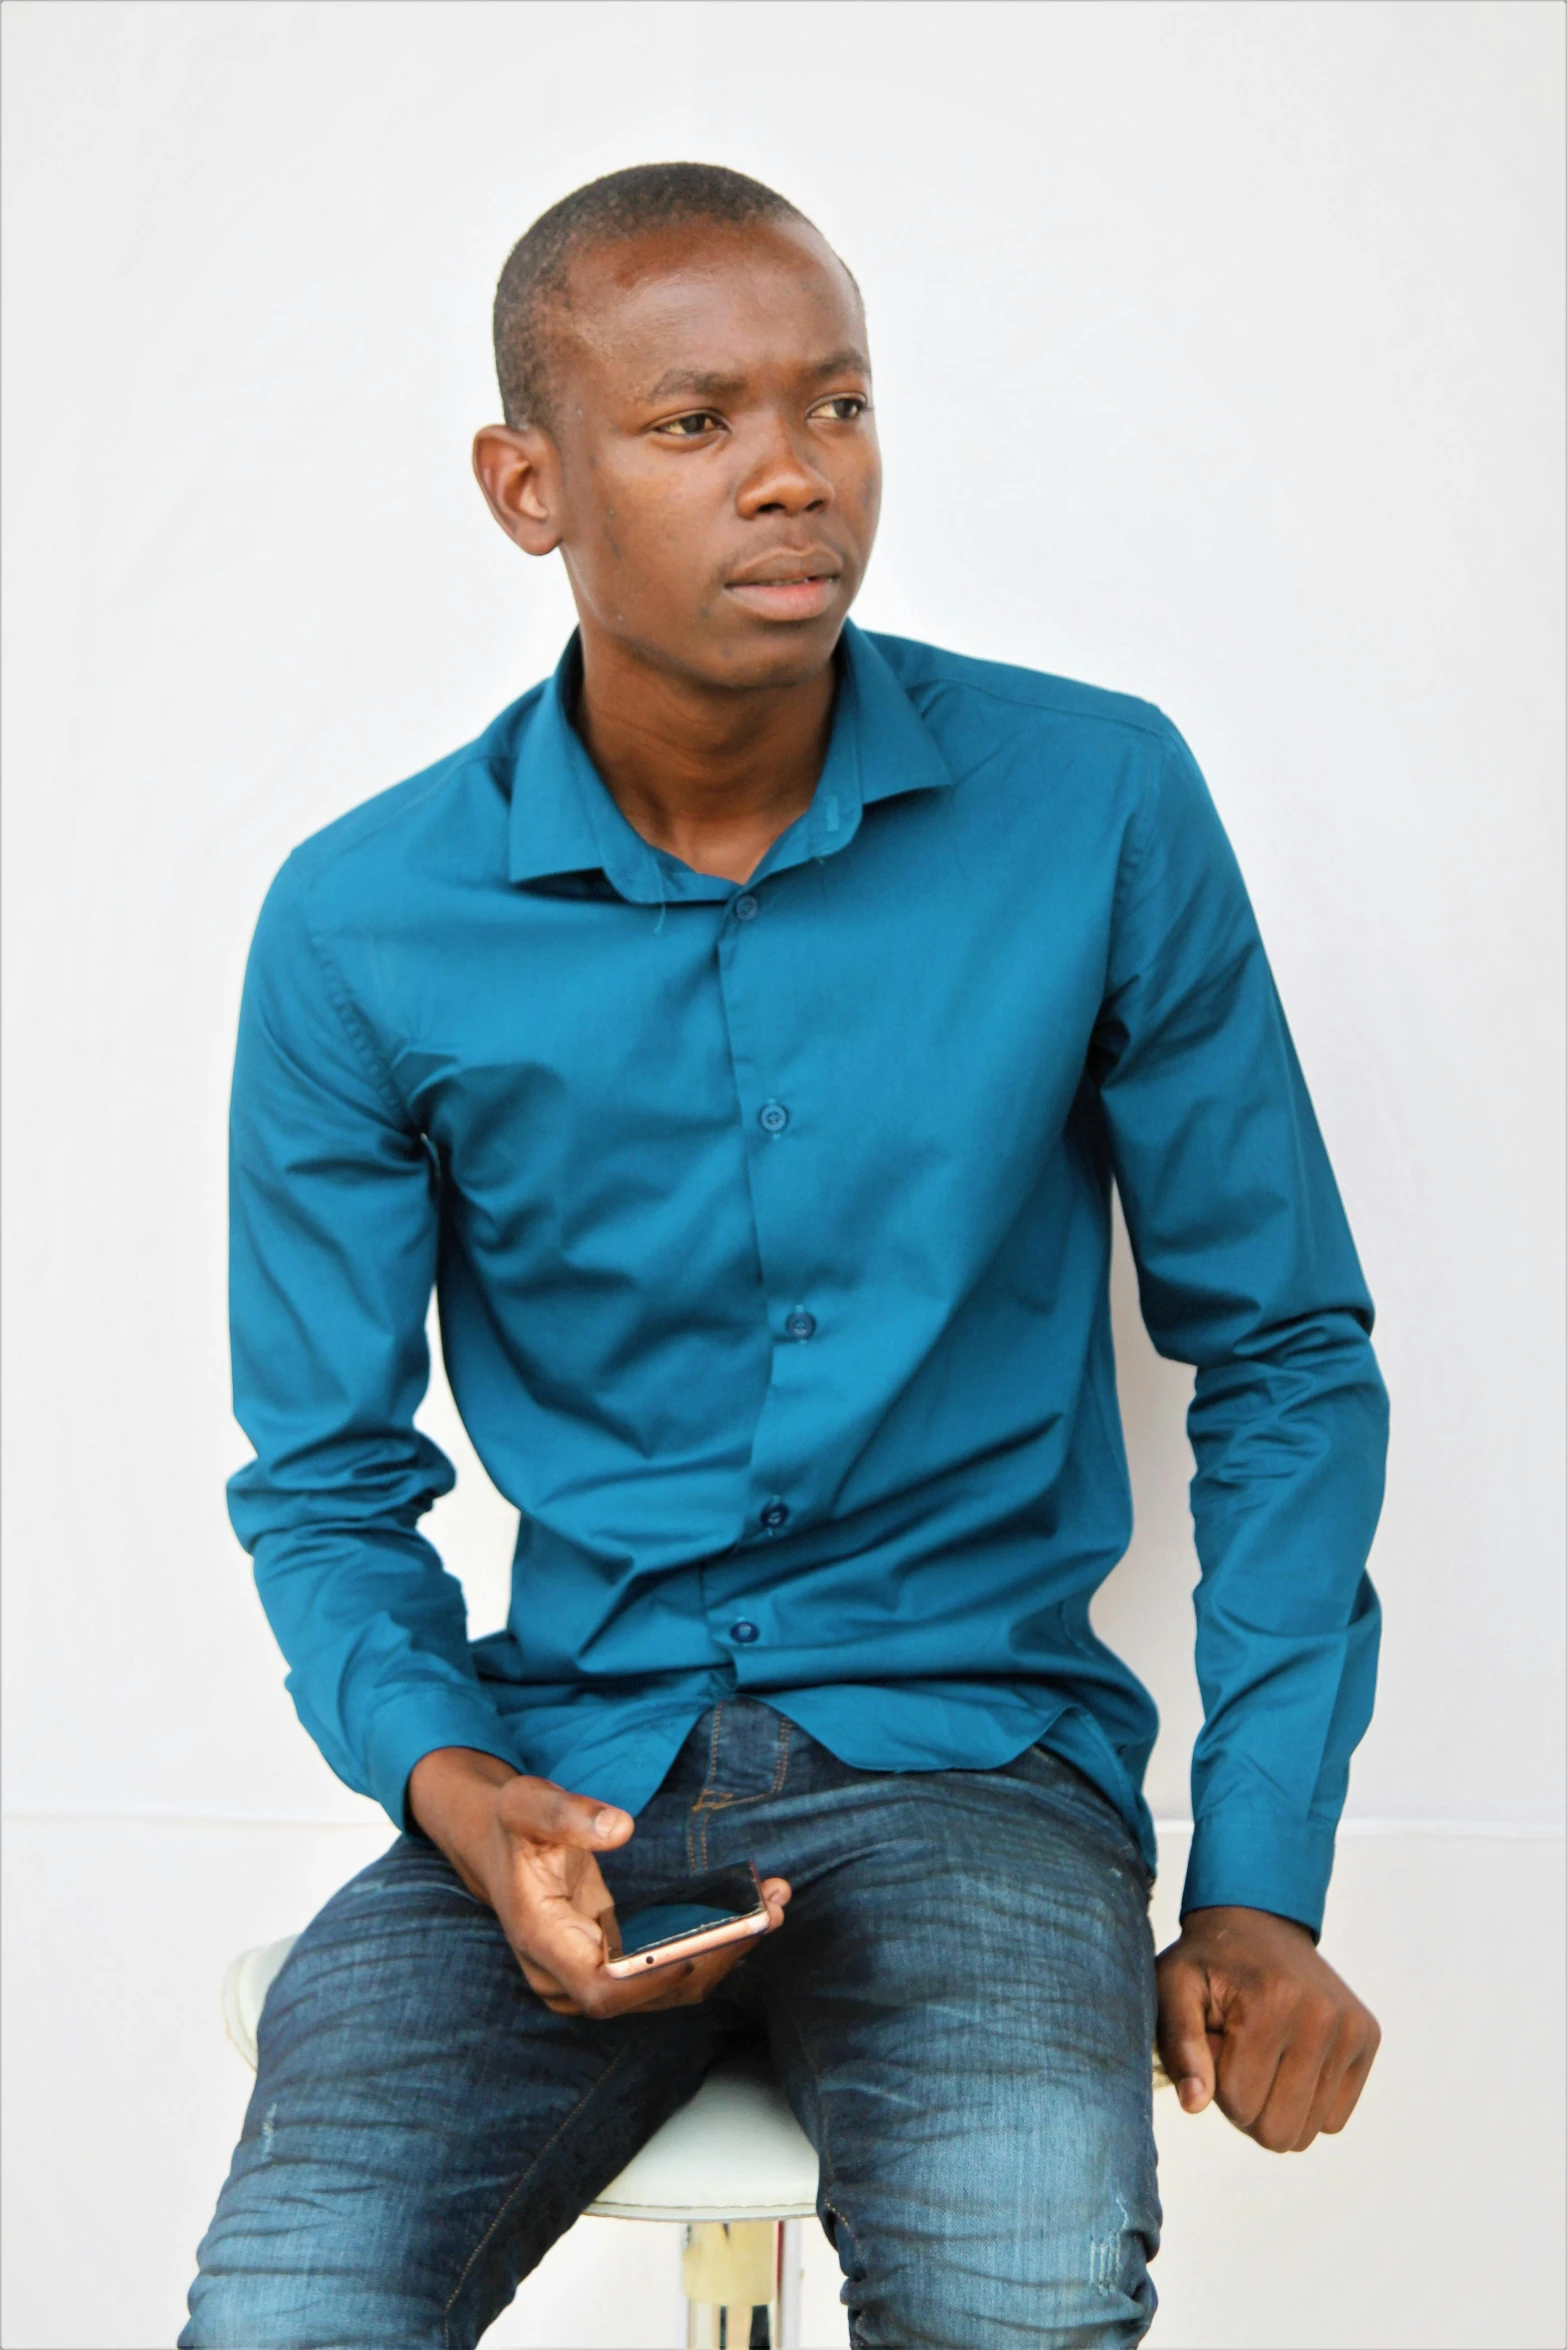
185 1700 1160 2348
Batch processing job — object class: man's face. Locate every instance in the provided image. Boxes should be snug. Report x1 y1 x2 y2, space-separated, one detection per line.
536 219 880 692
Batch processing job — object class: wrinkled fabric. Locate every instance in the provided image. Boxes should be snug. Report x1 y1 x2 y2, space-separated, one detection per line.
184 1701 1161 2350
228 622 1387 1932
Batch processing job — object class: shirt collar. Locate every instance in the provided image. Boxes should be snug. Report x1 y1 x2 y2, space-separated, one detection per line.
507 621 953 902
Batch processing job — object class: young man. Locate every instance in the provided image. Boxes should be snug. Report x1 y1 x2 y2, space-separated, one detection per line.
185 164 1386 2349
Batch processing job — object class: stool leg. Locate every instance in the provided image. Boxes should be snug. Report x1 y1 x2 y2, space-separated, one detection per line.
682 2221 777 2346
683 2291 715 2350
777 2217 804 2350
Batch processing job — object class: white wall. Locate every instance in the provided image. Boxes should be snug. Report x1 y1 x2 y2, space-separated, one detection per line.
3 4 1562 2344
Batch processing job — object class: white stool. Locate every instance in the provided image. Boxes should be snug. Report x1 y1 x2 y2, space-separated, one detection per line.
222 1936 817 2349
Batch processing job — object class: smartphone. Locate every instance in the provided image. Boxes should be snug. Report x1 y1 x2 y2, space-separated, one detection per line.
605 1861 771 1978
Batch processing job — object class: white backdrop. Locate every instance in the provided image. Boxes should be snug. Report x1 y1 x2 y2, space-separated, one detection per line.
3 4 1562 2345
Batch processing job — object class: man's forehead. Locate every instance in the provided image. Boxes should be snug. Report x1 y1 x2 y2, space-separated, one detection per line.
558 220 864 381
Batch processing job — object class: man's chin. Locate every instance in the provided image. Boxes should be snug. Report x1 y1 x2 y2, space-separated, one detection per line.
700 611 849 693
586 605 849 697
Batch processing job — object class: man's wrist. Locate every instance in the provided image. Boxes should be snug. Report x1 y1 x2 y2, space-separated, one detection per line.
1177 1901 1318 1947
408 1745 519 1897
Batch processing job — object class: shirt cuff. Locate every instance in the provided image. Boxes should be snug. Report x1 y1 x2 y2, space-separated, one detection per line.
363 1687 526 1833
1180 1806 1339 1940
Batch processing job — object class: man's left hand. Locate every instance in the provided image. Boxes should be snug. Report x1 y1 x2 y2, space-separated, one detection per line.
1156 1905 1381 2151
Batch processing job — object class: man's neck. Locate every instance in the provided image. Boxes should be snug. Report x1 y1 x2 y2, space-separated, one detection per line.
572 628 838 886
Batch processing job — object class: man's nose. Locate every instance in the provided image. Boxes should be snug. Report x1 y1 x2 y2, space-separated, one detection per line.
735 419 832 516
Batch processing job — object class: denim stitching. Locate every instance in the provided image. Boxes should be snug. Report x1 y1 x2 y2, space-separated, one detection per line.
771 1996 873 2336
686 1707 791 1872
439 2036 638 2346
688 1704 726 1872
691 1713 791 1814
702 1703 726 1798
767 1990 840 2232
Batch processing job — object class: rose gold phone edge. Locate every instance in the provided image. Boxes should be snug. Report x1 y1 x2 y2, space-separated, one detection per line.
604 1904 771 1978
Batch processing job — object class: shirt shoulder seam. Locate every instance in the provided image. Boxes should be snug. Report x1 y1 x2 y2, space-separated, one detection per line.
1110 731 1166 938
290 748 493 883
284 860 416 1130
901 663 1173 747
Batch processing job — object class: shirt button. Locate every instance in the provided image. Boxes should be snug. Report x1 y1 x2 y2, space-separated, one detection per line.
759 1498 790 1531
731 1619 760 1644
733 894 760 922
785 1310 817 1340
758 1101 790 1135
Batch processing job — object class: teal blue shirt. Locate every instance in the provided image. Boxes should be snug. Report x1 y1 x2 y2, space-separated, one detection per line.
228 623 1386 1933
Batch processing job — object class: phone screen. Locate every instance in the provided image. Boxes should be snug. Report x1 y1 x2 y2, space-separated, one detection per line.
616 1863 765 1958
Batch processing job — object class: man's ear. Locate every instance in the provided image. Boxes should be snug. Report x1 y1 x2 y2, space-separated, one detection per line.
472 425 564 557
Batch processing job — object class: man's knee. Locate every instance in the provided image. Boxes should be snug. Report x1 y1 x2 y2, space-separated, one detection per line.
181 2189 459 2350
183 2257 455 2350
835 2217 1157 2350
822 2113 1160 2350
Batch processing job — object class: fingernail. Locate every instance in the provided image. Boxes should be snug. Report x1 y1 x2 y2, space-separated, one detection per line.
1179 2076 1206 2110
594 1808 620 1837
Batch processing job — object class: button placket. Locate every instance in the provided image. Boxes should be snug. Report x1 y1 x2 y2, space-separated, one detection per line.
712 877 818 1554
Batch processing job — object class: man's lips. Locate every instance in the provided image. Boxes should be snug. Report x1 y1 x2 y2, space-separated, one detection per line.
723 560 842 622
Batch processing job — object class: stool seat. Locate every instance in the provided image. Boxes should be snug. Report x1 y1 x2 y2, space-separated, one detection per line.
588 2055 818 2222
221 1934 296 2068
220 1934 818 2222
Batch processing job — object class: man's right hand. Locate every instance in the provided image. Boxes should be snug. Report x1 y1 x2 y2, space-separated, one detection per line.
407 1745 790 2019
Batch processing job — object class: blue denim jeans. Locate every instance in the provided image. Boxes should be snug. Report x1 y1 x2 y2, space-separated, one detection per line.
184 1700 1160 2347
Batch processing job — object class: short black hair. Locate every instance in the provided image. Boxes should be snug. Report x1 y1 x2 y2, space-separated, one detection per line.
493 162 815 430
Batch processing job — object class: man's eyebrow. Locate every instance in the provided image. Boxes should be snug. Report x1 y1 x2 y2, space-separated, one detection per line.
808 346 871 379
640 347 872 404
642 366 747 403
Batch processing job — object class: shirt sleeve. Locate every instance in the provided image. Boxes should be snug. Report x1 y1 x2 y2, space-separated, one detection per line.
226 856 522 1827
1095 722 1388 1936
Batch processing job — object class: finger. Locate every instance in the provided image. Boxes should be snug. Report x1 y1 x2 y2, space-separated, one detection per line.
1212 1998 1289 2134
1156 1957 1219 2114
530 1882 796 2020
503 1884 626 2009
499 1775 635 1853
1246 2009 1339 2152
514 1950 575 2005
611 1911 786 2011
507 1895 710 2020
498 1843 617 1955
533 1947 703 2021
1290 2014 1353 2151
513 1930 603 2009
614 1882 793 1998
1322 2017 1381 2134
522 1947 683 2021
578 1947 737 2019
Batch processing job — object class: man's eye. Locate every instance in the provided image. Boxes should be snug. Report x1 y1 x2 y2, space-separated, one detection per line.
654 412 720 439
811 395 868 422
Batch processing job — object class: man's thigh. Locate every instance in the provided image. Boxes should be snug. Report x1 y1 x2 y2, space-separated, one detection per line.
742 1740 1161 2350
182 1833 720 2350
